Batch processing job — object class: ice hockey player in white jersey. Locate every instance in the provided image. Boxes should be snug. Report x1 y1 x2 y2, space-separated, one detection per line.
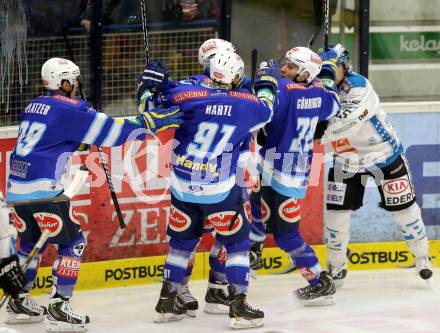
319 44 432 286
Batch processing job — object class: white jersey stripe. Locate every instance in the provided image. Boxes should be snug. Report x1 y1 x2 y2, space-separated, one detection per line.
82 113 107 145
101 121 123 147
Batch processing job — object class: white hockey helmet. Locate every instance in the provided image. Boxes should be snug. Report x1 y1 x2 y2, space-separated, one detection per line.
209 50 244 85
283 47 322 83
198 38 235 68
41 57 80 90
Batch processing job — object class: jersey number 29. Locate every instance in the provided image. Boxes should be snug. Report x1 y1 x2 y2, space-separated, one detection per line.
16 121 47 157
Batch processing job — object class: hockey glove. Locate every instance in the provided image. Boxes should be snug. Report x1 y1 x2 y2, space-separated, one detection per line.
0 255 26 299
254 59 280 94
137 106 183 134
136 60 169 97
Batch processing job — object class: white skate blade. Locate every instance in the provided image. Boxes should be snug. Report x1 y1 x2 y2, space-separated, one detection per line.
185 310 197 318
203 302 229 315
334 279 345 288
153 312 185 323
230 317 264 329
299 294 336 307
249 269 257 280
46 319 87 332
5 312 45 324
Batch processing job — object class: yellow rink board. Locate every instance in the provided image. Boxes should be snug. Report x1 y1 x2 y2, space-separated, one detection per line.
31 240 440 296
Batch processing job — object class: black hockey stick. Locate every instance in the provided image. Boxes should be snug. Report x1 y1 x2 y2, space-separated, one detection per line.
139 0 150 63
250 48 258 86
324 0 330 50
63 31 126 230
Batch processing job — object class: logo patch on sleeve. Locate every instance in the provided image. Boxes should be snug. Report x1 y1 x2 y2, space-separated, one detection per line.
11 209 26 233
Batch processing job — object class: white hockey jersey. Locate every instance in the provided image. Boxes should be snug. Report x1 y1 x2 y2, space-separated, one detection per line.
323 71 403 172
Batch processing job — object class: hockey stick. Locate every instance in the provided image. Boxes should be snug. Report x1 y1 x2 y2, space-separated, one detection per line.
0 168 88 308
62 31 126 229
0 229 51 308
324 0 330 50
250 48 258 86
139 0 150 63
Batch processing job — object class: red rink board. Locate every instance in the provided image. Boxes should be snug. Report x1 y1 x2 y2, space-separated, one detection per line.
0 133 324 264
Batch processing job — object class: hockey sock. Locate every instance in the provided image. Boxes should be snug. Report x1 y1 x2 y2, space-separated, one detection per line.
391 203 429 258
182 249 196 286
52 234 86 298
249 192 267 246
324 209 352 269
164 238 199 292
274 231 322 286
209 239 227 283
222 238 249 294
17 239 47 293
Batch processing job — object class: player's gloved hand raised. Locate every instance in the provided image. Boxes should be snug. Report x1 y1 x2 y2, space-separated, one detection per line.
319 49 339 81
137 106 183 134
0 255 27 299
136 60 169 98
254 59 280 94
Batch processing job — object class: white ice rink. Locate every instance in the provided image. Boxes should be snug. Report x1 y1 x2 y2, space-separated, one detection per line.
1 268 439 333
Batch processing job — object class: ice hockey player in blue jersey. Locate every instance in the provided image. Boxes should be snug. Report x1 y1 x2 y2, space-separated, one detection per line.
249 47 339 305
319 44 432 287
5 57 182 332
137 39 253 317
139 50 276 329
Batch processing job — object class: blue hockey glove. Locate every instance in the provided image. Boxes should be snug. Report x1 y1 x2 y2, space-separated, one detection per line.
319 49 339 81
253 59 280 94
137 60 169 91
137 106 183 134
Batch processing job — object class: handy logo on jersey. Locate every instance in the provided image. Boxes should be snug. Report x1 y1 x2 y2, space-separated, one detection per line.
56 257 81 278
207 211 243 236
173 90 209 103
278 198 301 223
10 209 26 233
216 247 228 264
33 212 63 236
228 91 259 103
331 138 357 154
69 206 81 226
168 205 191 232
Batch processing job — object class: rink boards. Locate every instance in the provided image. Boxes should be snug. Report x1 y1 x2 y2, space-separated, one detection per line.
30 239 440 296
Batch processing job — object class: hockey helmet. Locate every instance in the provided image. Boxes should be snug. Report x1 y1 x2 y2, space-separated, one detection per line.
209 50 244 85
198 38 236 68
329 44 350 70
283 47 322 83
41 57 80 90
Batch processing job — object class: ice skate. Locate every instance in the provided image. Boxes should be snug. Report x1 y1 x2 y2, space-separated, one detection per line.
154 281 186 323
177 284 198 317
295 271 336 306
415 256 433 280
46 296 90 332
204 271 230 315
228 286 264 329
328 262 348 288
5 293 46 324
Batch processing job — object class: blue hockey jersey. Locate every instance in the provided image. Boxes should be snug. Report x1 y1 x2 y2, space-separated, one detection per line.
7 92 147 202
157 82 272 204
259 79 339 198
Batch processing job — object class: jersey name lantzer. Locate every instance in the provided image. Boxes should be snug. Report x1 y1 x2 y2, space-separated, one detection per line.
297 97 322 110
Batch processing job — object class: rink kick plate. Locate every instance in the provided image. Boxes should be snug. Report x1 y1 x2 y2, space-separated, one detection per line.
30 240 440 296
